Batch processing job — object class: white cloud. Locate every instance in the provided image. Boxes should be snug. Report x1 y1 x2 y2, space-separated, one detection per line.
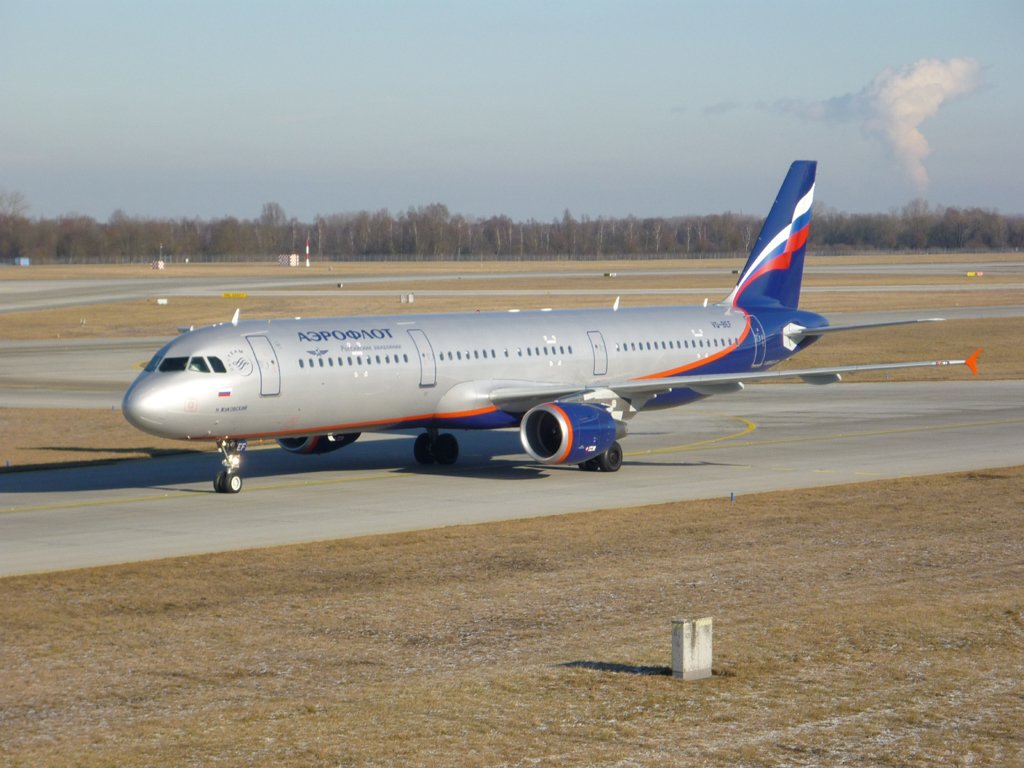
774 58 983 189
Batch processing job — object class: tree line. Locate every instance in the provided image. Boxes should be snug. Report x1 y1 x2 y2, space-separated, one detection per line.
1 196 1021 264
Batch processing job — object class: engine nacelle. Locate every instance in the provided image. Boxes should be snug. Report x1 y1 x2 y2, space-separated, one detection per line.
520 402 622 465
278 433 360 455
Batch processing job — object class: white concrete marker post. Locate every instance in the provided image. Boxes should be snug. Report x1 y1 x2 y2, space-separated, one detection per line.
672 617 713 680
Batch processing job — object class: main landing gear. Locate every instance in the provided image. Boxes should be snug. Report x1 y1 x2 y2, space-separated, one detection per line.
413 429 459 466
578 441 623 473
214 438 246 493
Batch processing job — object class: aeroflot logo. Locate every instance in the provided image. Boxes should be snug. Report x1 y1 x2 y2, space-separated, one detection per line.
297 328 394 342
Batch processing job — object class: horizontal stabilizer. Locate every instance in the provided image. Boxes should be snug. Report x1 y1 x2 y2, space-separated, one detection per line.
786 317 944 341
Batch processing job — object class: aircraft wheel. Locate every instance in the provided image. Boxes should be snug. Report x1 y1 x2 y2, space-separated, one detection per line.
597 441 623 473
579 458 600 472
414 433 435 465
215 471 243 493
432 433 459 465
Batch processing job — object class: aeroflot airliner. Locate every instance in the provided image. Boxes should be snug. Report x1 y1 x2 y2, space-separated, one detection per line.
123 161 980 493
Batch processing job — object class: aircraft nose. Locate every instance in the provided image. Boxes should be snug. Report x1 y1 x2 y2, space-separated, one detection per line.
122 377 167 432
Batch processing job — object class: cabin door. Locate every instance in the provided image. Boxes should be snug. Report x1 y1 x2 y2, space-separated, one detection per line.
407 329 437 387
246 335 281 396
750 316 767 368
587 330 608 376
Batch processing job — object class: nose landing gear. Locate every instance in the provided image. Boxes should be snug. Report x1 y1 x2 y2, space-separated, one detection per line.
214 439 246 493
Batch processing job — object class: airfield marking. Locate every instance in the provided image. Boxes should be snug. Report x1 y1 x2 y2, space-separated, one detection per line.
624 415 758 457
693 415 1024 453
0 472 408 515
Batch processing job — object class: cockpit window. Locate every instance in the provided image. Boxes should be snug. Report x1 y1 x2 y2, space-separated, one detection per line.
144 341 175 372
158 356 189 372
187 356 211 373
208 356 227 373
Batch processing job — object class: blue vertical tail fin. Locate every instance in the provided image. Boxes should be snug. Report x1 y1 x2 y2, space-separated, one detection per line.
725 160 816 310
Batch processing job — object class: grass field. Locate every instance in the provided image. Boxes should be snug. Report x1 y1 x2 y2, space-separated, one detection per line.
2 467 1022 766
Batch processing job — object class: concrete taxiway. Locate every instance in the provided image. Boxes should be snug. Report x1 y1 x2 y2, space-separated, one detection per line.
2 379 1022 577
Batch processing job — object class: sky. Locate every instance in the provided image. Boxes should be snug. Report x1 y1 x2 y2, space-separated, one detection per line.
1 0 1021 222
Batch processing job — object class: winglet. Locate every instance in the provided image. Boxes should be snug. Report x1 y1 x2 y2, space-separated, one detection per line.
965 347 981 376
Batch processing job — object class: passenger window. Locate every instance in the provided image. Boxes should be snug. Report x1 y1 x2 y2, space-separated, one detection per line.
299 359 305 369
208 356 227 373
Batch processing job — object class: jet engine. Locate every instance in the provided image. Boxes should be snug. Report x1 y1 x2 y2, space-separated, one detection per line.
278 433 361 455
520 402 624 465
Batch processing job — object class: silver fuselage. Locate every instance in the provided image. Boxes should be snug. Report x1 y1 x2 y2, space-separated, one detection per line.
122 302 819 442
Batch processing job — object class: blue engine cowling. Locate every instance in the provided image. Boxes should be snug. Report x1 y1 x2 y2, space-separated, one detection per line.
520 403 621 465
278 433 361 455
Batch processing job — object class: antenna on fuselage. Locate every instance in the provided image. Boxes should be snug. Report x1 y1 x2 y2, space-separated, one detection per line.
613 296 620 312
231 308 240 327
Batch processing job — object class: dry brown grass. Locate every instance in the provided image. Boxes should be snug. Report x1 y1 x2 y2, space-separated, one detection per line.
2 467 1022 766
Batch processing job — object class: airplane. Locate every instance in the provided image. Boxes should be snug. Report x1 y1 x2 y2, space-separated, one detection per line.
122 161 980 493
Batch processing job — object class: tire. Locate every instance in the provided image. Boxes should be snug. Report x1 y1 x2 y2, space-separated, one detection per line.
597 441 623 472
225 472 243 493
214 471 227 493
413 433 435 465
579 458 601 471
432 433 459 465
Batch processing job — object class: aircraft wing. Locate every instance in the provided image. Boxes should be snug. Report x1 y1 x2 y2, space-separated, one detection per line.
488 383 591 413
611 348 980 399
489 348 980 413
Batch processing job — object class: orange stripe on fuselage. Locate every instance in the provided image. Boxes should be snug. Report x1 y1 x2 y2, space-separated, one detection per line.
632 311 751 381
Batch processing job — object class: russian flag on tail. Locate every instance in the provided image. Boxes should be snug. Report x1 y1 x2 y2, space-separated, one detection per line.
726 161 816 311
